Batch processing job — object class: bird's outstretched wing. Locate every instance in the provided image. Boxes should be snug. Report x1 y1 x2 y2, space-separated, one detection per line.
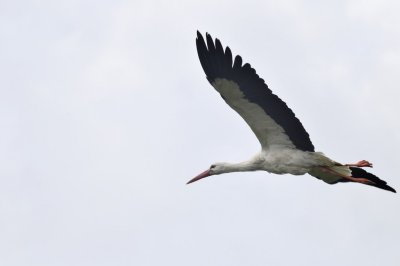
343 167 396 193
196 31 314 151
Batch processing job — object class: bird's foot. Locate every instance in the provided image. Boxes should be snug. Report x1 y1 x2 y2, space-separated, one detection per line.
356 160 373 167
346 160 373 168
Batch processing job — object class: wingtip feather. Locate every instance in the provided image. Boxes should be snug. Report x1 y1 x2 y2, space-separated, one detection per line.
233 55 243 69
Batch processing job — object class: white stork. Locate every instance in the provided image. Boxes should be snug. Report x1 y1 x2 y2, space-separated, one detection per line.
187 31 396 193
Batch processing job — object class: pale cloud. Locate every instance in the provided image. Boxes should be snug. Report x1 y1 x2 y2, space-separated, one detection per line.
0 1 399 265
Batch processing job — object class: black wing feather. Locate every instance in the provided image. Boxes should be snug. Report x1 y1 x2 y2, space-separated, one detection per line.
196 31 314 152
349 167 396 193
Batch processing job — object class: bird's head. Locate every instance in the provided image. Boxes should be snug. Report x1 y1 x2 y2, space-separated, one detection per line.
186 163 227 184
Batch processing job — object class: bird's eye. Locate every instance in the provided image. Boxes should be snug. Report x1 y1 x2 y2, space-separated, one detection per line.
210 164 216 169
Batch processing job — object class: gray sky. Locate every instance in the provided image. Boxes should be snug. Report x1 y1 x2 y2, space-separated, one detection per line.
1 0 399 265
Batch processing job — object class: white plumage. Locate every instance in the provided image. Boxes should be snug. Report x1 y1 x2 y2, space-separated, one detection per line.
187 31 396 193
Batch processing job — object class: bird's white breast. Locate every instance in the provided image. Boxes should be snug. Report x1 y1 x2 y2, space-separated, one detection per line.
258 149 334 175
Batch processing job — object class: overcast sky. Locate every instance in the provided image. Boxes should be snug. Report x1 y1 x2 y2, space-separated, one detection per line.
1 0 399 265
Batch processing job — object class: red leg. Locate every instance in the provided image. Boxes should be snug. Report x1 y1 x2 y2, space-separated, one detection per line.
321 167 375 185
345 160 373 168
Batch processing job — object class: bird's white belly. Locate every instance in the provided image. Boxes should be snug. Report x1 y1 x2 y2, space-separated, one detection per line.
259 149 334 175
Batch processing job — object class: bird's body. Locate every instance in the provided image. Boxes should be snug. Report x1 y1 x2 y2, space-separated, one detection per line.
209 142 346 180
257 149 333 176
188 31 396 193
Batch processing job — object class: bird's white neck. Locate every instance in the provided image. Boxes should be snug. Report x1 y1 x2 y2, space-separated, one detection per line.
214 160 260 175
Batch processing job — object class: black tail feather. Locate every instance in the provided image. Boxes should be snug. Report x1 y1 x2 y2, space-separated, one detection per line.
344 167 396 193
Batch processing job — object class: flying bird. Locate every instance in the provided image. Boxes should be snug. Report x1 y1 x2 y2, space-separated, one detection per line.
187 31 396 193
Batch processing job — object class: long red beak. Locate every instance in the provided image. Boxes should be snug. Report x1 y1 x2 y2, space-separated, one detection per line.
186 170 211 184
